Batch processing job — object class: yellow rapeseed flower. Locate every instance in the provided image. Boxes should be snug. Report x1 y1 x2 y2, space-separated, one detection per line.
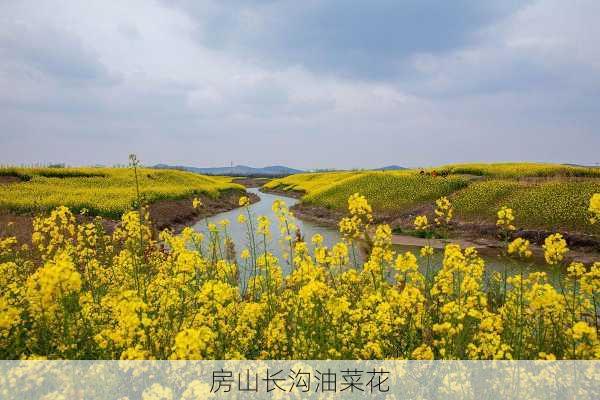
434 196 453 225
496 206 516 231
192 197 202 209
240 248 250 260
414 215 429 231
412 344 434 360
311 233 324 246
543 233 568 265
589 193 600 224
172 327 215 360
507 238 532 258
420 245 434 257
239 196 250 207
1 187 599 362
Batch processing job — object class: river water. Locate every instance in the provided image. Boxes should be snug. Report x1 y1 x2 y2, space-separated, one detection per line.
193 188 343 266
193 187 547 277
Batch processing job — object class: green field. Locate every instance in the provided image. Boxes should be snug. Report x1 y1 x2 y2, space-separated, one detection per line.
0 167 242 218
267 163 600 233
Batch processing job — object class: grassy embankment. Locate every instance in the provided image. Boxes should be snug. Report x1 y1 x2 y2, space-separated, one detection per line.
264 163 600 235
0 166 243 219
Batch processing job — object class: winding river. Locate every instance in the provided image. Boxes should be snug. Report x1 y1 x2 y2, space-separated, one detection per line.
192 188 343 271
193 187 549 277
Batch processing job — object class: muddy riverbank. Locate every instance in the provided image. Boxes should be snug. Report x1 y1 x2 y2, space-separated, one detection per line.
149 189 260 233
290 200 600 264
259 186 304 199
231 177 272 188
0 189 260 243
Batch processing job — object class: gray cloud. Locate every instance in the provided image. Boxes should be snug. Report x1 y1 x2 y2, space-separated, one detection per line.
0 0 599 169
0 22 117 85
167 0 529 80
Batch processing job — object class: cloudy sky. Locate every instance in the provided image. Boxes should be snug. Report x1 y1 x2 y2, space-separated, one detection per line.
1 0 599 169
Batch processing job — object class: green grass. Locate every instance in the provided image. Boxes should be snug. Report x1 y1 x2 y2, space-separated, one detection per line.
0 167 243 218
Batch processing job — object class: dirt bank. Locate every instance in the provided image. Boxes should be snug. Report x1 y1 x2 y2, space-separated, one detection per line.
0 175 23 185
290 202 344 224
0 190 260 243
232 177 271 188
290 201 600 264
290 202 397 226
260 186 305 199
390 211 600 253
149 190 259 232
386 233 600 263
0 214 36 244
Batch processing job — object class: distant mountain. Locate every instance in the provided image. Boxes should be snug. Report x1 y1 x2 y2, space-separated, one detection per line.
376 165 408 171
153 164 304 177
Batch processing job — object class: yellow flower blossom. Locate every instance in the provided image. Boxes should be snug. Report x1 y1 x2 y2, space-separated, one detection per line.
171 327 216 360
589 193 600 224
257 216 271 236
414 215 429 231
412 344 434 360
543 233 568 265
192 197 202 209
348 193 373 220
311 233 324 246
496 206 516 231
434 196 453 225
239 196 250 206
507 238 532 258
240 248 250 260
26 252 81 316
420 245 434 257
